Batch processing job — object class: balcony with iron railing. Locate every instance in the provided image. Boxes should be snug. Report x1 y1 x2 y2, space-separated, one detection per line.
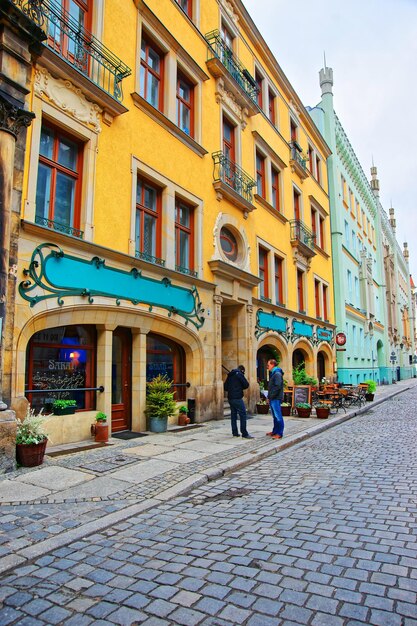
289 141 309 180
12 0 131 118
175 265 198 278
212 151 257 217
204 30 259 116
289 219 316 258
135 250 165 267
35 215 84 239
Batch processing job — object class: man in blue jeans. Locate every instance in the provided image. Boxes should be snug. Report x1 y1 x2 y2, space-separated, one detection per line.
224 365 253 439
266 359 284 439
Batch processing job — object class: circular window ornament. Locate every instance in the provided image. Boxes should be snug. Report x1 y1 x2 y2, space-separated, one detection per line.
335 332 346 346
220 227 239 263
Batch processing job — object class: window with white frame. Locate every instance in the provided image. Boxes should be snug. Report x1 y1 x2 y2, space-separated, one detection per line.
130 157 202 273
297 268 305 313
259 246 270 301
253 135 285 214
26 88 99 242
310 201 326 250
274 255 284 305
347 269 352 301
134 16 205 151
344 220 350 246
313 278 329 320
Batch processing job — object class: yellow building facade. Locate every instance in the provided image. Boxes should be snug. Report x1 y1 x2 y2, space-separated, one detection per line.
8 0 335 445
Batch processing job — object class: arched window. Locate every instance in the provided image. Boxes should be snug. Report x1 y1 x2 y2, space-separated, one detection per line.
25 325 96 412
146 333 186 400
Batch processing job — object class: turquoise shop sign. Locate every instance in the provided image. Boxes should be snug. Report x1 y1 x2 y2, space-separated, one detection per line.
292 320 314 338
19 244 205 329
255 309 289 339
316 327 333 342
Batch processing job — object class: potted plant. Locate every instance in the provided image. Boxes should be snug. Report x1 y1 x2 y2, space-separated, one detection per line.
364 379 376 401
52 399 77 415
91 411 109 442
145 375 177 433
16 406 48 467
295 402 312 418
256 397 269 414
178 405 190 426
314 402 330 419
292 364 318 387
281 402 291 416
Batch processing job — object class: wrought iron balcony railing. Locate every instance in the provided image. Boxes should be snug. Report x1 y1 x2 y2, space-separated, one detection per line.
135 251 165 267
290 142 307 172
35 215 83 239
212 151 257 205
175 265 198 278
290 219 316 252
205 30 259 105
11 0 131 102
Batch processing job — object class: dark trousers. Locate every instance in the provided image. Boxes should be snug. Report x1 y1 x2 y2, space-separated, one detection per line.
229 398 249 436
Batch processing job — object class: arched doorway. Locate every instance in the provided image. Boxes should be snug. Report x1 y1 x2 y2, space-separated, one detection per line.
256 344 282 387
292 348 305 370
317 351 326 382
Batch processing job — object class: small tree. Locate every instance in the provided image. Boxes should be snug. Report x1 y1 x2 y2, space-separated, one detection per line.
145 375 177 420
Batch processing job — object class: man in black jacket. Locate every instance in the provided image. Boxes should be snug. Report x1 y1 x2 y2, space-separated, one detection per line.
224 365 253 438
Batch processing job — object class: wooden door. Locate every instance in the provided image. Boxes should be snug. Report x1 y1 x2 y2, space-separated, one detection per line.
111 328 132 432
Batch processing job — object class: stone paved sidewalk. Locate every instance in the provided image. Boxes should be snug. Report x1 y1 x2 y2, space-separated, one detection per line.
0 379 415 576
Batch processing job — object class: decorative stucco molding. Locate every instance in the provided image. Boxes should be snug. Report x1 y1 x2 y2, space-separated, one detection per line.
212 212 250 273
0 93 35 139
219 0 239 25
34 67 102 132
215 79 248 129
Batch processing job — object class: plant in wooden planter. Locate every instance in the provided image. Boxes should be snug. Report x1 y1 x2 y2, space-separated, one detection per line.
91 411 109 442
178 405 190 426
16 407 48 467
281 402 291 416
146 375 177 433
52 399 77 415
256 398 269 414
314 402 330 419
295 402 312 418
364 379 376 401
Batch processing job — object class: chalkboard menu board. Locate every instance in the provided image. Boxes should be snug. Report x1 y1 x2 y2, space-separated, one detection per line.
292 385 312 408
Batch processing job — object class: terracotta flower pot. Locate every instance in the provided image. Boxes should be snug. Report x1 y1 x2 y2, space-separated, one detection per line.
91 421 109 442
315 407 330 419
256 403 269 414
281 405 291 416
178 413 190 426
296 407 311 418
16 439 47 467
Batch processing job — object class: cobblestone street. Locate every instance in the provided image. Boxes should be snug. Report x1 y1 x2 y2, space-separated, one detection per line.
1 387 417 625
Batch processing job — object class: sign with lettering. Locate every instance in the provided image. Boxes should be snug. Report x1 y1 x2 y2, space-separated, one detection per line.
292 385 312 408
335 332 347 346
317 328 333 342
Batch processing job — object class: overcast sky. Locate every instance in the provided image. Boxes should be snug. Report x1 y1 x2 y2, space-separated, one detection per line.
242 0 417 280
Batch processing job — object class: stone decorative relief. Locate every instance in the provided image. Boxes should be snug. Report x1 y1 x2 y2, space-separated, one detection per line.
291 247 312 272
215 79 248 129
34 67 102 132
0 93 35 139
212 212 251 273
219 0 239 25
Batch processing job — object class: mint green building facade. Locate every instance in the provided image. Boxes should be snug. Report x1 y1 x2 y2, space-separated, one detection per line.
309 67 398 385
